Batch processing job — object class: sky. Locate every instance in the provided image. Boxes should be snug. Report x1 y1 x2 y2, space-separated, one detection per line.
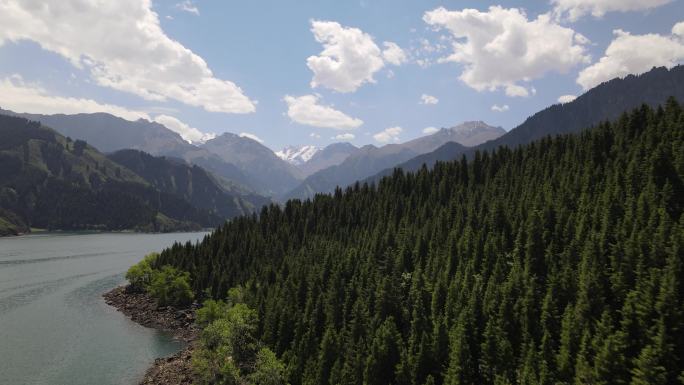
0 0 683 151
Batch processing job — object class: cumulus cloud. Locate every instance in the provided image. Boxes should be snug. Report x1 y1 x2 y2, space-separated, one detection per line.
176 1 199 15
423 6 590 97
153 114 215 144
420 94 439 105
373 126 403 143
0 74 214 144
0 0 255 114
307 20 405 93
332 133 355 141
505 85 530 97
239 132 264 144
310 132 321 139
577 23 684 90
491 104 510 112
558 94 577 103
382 42 407 65
422 126 439 135
284 94 363 129
552 0 672 21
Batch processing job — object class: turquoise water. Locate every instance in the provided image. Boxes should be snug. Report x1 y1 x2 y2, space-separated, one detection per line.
0 232 208 385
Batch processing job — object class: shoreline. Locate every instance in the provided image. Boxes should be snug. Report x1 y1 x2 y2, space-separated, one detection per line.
103 286 198 385
1 229 212 239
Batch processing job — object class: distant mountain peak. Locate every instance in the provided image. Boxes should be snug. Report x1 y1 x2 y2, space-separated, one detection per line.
439 121 506 147
276 145 320 165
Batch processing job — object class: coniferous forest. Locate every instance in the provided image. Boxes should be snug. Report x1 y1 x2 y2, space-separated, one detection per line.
156 100 684 385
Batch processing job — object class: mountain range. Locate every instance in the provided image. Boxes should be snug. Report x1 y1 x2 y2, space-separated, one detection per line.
0 114 221 232
384 65 684 176
0 110 505 200
3 65 683 219
282 121 505 200
200 133 303 196
0 114 275 233
0 109 298 196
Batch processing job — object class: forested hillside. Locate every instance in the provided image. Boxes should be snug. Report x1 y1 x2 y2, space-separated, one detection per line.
108 150 269 219
157 100 683 385
0 114 222 232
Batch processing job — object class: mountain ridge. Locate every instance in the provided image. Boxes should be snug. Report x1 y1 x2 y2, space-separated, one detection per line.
282 121 503 200
107 149 270 220
201 133 303 196
388 65 684 175
0 114 222 232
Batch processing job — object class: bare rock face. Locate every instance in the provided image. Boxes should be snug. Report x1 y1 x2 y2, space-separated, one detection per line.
140 344 196 385
103 286 198 384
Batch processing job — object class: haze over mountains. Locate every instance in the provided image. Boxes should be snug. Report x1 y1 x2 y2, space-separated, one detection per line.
283 121 505 200
0 115 226 233
107 149 270 219
0 107 506 202
384 66 684 176
2 65 683 233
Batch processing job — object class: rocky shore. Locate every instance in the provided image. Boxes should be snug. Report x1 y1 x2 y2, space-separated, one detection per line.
103 286 198 385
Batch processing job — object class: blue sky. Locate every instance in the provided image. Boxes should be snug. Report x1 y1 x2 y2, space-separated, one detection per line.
0 0 683 150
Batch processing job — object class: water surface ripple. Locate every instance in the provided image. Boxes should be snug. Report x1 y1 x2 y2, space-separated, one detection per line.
0 232 207 385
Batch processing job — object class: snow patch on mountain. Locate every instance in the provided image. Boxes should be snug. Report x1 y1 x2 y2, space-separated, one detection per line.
276 145 320 165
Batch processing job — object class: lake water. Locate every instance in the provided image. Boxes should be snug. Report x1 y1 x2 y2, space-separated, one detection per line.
0 232 208 385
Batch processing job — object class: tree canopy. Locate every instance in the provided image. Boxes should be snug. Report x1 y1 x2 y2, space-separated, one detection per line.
157 100 684 385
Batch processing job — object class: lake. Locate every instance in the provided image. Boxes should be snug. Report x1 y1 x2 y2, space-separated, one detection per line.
0 232 209 385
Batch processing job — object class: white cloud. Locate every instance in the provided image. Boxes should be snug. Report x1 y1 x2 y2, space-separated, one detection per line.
420 94 439 105
552 0 672 21
505 84 530 98
0 74 148 121
0 74 214 144
382 42 407 65
284 94 363 129
239 132 264 144
558 94 577 103
422 126 439 135
332 133 355 140
423 6 590 97
0 0 255 114
153 114 215 144
491 104 510 112
307 20 404 93
310 132 321 139
577 24 684 90
373 126 403 143
176 1 199 15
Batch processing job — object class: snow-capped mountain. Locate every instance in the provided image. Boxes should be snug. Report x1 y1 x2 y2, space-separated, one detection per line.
275 145 320 166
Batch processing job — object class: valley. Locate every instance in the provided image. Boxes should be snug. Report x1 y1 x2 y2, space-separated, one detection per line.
1 2 683 385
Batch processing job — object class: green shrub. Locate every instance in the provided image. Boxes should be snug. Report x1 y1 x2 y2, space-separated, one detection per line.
192 344 242 385
193 300 287 384
147 265 194 307
125 252 158 292
196 299 230 328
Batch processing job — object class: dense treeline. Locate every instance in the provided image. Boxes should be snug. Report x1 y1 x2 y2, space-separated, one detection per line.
158 100 684 385
0 114 222 232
